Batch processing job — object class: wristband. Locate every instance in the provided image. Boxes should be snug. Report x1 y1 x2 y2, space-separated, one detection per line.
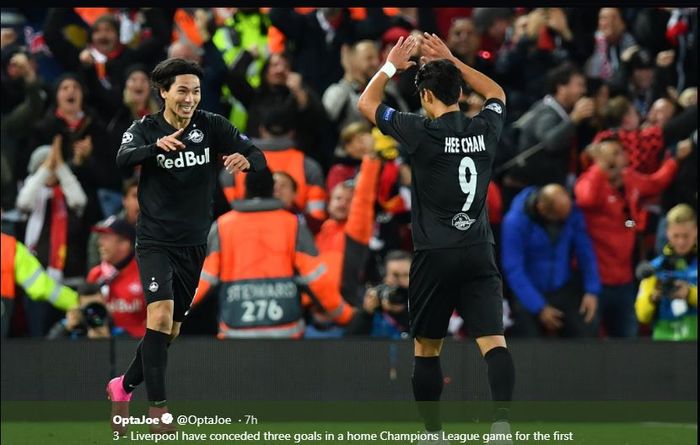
379 62 397 79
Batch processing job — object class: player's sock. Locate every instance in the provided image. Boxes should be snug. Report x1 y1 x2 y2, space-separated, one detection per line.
412 356 444 432
484 346 515 421
122 340 143 393
142 328 169 406
122 339 173 393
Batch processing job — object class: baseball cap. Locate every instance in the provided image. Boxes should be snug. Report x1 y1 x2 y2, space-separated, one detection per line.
92 216 135 243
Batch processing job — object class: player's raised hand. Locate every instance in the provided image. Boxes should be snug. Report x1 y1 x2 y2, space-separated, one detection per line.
421 32 455 65
386 35 418 71
224 153 250 174
156 128 185 152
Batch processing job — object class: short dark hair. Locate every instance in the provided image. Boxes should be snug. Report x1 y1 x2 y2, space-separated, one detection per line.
150 58 204 93
415 59 462 106
546 62 582 96
122 176 138 196
259 99 297 136
245 167 274 199
92 14 120 35
384 249 412 265
273 171 297 192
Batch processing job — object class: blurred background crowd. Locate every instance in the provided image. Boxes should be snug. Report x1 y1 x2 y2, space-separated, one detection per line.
0 7 696 341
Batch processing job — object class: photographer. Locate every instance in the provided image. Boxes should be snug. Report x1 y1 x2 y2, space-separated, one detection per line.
635 204 697 341
47 282 111 339
345 250 411 339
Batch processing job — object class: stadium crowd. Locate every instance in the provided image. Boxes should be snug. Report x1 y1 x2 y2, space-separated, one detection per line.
1 7 697 341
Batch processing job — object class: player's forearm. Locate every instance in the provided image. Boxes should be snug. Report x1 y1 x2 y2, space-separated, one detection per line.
451 57 506 103
116 143 158 168
358 72 391 125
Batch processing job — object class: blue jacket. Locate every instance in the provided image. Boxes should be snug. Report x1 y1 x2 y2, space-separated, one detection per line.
501 187 601 313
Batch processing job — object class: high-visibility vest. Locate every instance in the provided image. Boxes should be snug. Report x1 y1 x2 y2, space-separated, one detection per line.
1 233 16 299
226 147 327 220
207 207 306 338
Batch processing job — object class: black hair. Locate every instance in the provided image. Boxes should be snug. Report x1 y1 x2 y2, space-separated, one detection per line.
414 59 462 106
150 58 204 93
546 62 583 96
273 171 298 192
92 14 120 35
384 249 412 265
245 167 274 199
122 176 139 196
259 98 297 136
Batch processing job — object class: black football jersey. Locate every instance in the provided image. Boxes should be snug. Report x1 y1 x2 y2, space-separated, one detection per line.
376 98 506 251
116 109 266 246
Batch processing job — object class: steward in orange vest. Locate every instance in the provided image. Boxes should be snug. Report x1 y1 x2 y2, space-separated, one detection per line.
192 168 353 338
221 104 327 222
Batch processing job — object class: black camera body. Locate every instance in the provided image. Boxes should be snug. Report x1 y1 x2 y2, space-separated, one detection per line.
373 284 408 306
81 302 109 329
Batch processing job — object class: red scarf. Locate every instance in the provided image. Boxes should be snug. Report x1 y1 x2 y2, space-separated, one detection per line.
54 109 86 132
49 186 68 272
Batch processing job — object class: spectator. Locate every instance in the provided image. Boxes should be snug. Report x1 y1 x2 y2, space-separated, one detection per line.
223 103 327 223
226 52 330 167
210 7 270 128
268 7 358 95
272 171 322 235
345 250 412 338
46 282 111 339
501 184 600 337
191 168 354 338
16 138 88 281
1 231 79 337
102 65 160 176
87 216 145 338
610 46 675 117
495 9 576 120
646 97 678 128
86 177 139 271
574 136 690 337
594 96 697 174
503 63 594 206
1 51 45 210
585 7 637 81
636 204 697 340
43 8 169 105
322 39 408 143
575 77 610 151
447 17 494 78
316 153 382 307
31 73 118 224
326 121 374 193
471 8 515 56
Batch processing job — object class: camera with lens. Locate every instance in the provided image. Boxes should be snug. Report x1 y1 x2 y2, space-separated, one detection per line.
373 284 408 306
81 302 109 329
636 256 688 297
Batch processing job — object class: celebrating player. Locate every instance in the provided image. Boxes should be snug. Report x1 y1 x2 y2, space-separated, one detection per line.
107 58 266 435
358 34 515 442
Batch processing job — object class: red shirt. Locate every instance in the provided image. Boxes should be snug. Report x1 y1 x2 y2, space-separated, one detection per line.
87 258 146 337
574 160 678 285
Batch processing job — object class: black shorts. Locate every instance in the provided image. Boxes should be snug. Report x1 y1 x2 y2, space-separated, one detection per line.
135 243 207 322
409 243 504 339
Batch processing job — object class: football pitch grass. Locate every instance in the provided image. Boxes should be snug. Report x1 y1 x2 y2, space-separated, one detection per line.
2 420 697 445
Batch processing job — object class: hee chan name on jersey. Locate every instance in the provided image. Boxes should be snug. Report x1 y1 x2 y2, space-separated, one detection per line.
156 147 211 169
444 135 486 154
